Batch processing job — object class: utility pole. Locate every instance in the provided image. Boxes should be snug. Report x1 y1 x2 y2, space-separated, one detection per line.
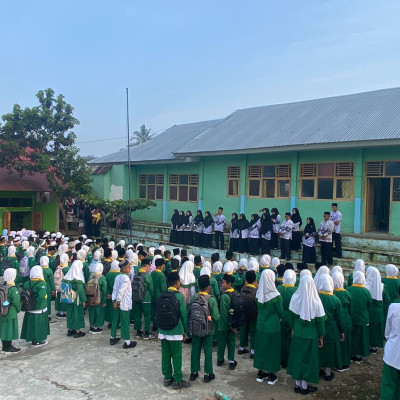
126 88 132 244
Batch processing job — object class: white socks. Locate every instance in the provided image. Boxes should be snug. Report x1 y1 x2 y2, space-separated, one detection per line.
301 380 308 389
295 380 301 387
325 367 331 376
125 340 131 345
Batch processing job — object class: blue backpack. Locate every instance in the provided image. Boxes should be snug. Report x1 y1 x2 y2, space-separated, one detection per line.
60 282 76 304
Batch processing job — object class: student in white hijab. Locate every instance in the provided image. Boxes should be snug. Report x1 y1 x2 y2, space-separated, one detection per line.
254 269 283 385
105 260 121 328
260 254 271 271
331 265 343 276
109 241 115 250
118 240 126 249
188 254 195 263
223 261 234 275
202 261 212 273
88 263 107 334
150 254 162 273
348 259 365 286
239 258 248 270
89 250 102 274
40 255 55 319
212 261 223 283
111 250 118 261
382 264 400 305
300 269 312 279
248 259 259 273
313 265 330 292
232 261 238 273
200 263 220 300
287 275 325 394
178 261 196 304
271 257 280 270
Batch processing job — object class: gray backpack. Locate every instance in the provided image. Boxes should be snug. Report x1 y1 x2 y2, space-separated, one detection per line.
0 285 9 316
132 274 146 302
19 256 30 277
188 293 212 337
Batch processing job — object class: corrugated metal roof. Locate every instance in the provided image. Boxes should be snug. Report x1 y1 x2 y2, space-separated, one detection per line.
89 119 221 164
175 87 400 155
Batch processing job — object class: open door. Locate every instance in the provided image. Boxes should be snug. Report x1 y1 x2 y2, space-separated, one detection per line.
3 212 11 232
32 212 43 231
365 178 390 233
365 179 374 232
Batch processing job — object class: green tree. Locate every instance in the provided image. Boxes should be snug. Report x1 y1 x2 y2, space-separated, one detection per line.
130 124 154 146
0 88 93 232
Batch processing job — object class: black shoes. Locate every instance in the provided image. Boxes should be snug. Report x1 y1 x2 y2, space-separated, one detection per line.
163 378 174 387
300 385 318 395
351 355 363 364
136 330 144 338
336 365 350 372
204 373 215 383
67 330 75 337
2 345 21 354
370 347 378 354
217 359 225 367
323 372 334 381
238 348 249 355
143 333 155 340
256 370 269 383
229 361 237 370
122 341 137 349
268 373 278 385
172 380 191 390
73 331 86 338
32 341 48 347
189 372 199 381
110 338 121 345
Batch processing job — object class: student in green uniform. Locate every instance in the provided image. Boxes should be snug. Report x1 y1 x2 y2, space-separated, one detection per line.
163 250 172 275
238 270 258 359
134 259 154 339
200 263 220 301
55 253 70 318
332 270 352 371
382 264 400 323
151 258 167 331
158 271 190 390
20 266 50 347
287 275 326 395
77 249 90 283
248 258 261 282
88 263 107 334
224 261 244 292
217 274 238 370
212 261 223 284
46 246 56 272
102 248 113 276
259 254 271 273
0 236 7 261
40 256 56 320
189 275 220 383
63 260 87 338
275 264 285 287
347 270 371 363
380 288 400 400
105 261 121 327
277 269 297 368
4 246 20 284
365 266 390 353
347 259 365 287
193 255 203 281
253 269 284 385
22 246 36 286
0 268 21 353
317 274 345 381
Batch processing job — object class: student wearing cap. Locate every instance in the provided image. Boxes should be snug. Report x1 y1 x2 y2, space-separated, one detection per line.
279 213 293 261
318 212 335 266
330 203 342 259
151 258 167 332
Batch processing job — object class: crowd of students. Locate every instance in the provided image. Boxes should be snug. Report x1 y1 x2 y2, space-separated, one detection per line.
0 229 399 398
170 203 343 266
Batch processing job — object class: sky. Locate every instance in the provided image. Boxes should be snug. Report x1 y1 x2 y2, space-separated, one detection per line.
1 0 400 158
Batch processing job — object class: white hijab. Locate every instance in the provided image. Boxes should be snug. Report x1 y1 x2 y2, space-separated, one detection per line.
283 269 297 286
260 254 271 267
314 265 330 290
40 256 49 267
77 249 87 262
200 265 211 277
365 266 383 301
110 260 120 272
212 261 223 274
64 260 85 282
60 253 69 267
109 241 115 250
8 246 16 257
271 257 280 268
188 254 195 263
232 261 238 272
93 250 102 261
248 259 259 272
148 246 155 256
332 271 345 289
179 261 195 285
331 265 343 276
150 254 162 272
3 268 17 284
27 246 35 257
289 275 325 322
111 250 118 261
94 263 104 275
353 270 365 285
30 265 44 280
354 259 365 274
127 249 138 266
203 261 211 271
238 258 248 270
256 269 280 304
58 243 69 255
223 261 234 274
118 240 126 248
300 269 312 278
386 264 399 278
317 274 334 293
159 245 166 254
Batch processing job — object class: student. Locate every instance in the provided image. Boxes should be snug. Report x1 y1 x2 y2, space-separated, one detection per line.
318 212 334 266
178 261 196 305
330 203 343 259
193 255 203 281
193 210 204 247
189 275 220 383
183 210 194 246
313 265 330 291
217 274 238 370
302 217 316 264
213 207 226 250
202 211 214 248
88 263 107 334
4 246 19 284
237 213 250 253
176 211 185 245
54 253 70 319
239 270 258 359
229 213 239 252
347 271 372 363
20 266 50 347
275 264 286 287
170 209 179 244
0 236 7 260
133 259 154 339
317 274 345 381
348 259 365 287
248 258 260 282
287 275 326 395
277 269 297 368
46 245 56 272
380 287 400 400
259 254 271 273
151 258 167 331
105 261 120 328
279 213 293 261
40 256 55 320
290 208 302 251
248 214 261 255
163 250 172 275
170 258 180 273
63 260 87 338
365 267 390 353
158 272 190 390
260 208 272 255
382 264 400 304
212 261 223 284
200 263 220 301
21 246 36 287
332 270 352 371
270 208 281 250
110 260 137 349
254 269 283 385
1 268 21 353
102 248 113 276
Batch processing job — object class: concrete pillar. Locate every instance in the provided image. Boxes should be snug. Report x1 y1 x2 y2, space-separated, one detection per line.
290 152 299 210
240 155 248 214
162 165 169 223
353 149 364 234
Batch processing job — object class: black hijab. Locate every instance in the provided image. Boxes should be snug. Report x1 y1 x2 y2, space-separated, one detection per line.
249 213 260 227
237 213 250 230
171 209 179 229
291 208 302 226
203 211 214 228
194 210 204 225
184 211 192 225
177 211 185 228
271 208 279 217
304 217 316 234
261 211 273 234
231 213 239 232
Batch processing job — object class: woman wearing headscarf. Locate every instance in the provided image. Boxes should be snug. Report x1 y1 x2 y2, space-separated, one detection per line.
277 269 297 368
270 208 281 250
260 254 271 273
193 210 204 247
63 260 87 338
105 260 120 328
212 261 223 283
302 217 316 264
179 261 196 305
229 213 239 252
176 211 186 245
200 262 220 301
347 271 372 362
202 211 214 248
332 271 352 371
20 266 50 347
170 209 179 244
4 245 20 285
287 275 326 395
77 249 90 284
260 208 273 255
0 268 21 353
40 255 55 320
237 213 250 253
317 274 345 381
348 259 365 287
291 208 303 251
55 253 71 319
313 265 330 291
365 267 390 353
253 269 283 385
382 264 400 304
248 214 261 255
88 263 107 334
248 258 260 282
183 210 194 246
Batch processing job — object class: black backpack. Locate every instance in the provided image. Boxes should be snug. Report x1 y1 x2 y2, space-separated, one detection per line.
35 248 46 264
188 294 212 337
156 292 180 330
227 291 246 328
132 274 146 302
241 286 258 321
21 281 38 312
0 259 13 275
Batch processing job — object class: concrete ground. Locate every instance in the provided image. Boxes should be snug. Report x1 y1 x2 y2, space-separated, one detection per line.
0 312 382 400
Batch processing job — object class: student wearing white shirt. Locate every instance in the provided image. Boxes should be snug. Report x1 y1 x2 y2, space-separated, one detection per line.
318 212 334 266
213 207 226 250
330 203 343 259
279 213 294 261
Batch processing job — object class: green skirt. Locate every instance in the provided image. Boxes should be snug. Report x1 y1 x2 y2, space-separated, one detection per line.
351 325 370 357
105 298 114 322
20 312 49 343
66 303 85 331
55 292 68 312
369 321 384 348
340 327 352 366
287 336 319 384
253 330 281 373
0 315 19 341
281 322 292 365
319 339 342 369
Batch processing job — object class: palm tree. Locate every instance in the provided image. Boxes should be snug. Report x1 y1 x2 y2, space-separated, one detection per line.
130 124 154 146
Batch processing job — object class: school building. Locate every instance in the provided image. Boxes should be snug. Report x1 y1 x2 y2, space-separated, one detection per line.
90 87 400 237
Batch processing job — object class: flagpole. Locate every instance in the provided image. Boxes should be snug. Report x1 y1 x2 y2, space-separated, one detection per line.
126 88 132 244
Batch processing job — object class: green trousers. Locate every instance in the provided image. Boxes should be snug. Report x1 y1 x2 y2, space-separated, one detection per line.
381 362 400 400
161 339 183 383
191 334 214 374
239 319 256 349
89 305 105 328
111 308 130 340
134 302 151 332
217 329 236 362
